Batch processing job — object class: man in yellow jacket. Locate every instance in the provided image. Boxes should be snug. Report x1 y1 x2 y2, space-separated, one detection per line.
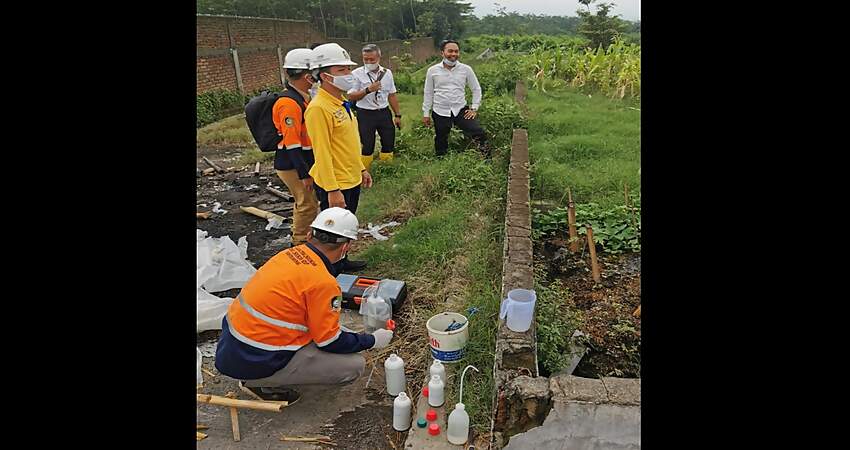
305 43 373 271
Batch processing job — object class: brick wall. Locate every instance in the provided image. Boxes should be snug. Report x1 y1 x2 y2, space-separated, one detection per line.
197 15 438 95
239 49 283 93
196 54 237 93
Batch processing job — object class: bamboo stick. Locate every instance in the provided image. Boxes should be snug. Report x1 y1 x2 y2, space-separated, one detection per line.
196 394 286 411
587 226 601 283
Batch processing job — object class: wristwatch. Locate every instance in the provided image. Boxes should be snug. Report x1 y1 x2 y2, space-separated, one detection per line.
394 114 402 118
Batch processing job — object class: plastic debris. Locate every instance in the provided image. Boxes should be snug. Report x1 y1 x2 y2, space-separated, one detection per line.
265 216 286 230
358 221 400 241
212 202 228 215
268 236 292 247
197 230 257 331
198 341 218 357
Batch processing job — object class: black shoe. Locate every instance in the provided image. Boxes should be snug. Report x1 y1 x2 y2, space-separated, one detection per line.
240 382 301 404
342 259 368 271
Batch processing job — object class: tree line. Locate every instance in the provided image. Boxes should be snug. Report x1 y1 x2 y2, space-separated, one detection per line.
197 0 639 48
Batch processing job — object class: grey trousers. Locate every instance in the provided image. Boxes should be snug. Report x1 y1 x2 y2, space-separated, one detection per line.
244 343 366 387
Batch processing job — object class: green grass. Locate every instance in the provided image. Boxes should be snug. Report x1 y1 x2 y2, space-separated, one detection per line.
353 162 505 431
351 92 510 432
527 88 640 208
236 148 274 165
196 113 256 148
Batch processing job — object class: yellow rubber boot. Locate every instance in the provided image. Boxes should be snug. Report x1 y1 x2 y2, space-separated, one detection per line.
379 152 394 162
361 154 374 171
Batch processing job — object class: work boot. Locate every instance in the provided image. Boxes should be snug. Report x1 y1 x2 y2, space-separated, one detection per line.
239 381 301 405
341 258 368 271
360 154 374 171
379 152 394 162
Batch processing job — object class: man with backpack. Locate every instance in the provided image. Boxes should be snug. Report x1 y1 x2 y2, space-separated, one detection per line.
245 48 320 246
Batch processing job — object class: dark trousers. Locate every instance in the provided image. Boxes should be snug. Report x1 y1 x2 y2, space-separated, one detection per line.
432 106 489 156
357 107 395 155
314 184 361 214
313 184 362 273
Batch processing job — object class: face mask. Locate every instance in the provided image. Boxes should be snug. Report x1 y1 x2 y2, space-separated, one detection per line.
443 58 457 67
365 63 380 72
337 243 351 263
325 73 356 91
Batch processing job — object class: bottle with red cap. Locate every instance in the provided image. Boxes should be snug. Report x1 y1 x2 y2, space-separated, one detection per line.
428 423 440 436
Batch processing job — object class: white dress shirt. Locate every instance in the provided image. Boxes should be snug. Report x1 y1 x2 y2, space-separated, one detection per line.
422 61 482 118
348 66 397 110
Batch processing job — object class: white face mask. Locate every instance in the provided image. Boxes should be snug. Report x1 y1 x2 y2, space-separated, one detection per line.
442 58 457 67
337 243 351 264
364 63 380 72
325 73 356 91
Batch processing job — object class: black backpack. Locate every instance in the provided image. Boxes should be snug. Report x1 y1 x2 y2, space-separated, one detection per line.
244 89 305 152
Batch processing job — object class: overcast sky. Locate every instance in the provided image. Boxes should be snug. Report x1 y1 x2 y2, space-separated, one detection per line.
465 0 640 22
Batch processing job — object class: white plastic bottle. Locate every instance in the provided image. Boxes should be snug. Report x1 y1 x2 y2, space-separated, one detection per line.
427 374 445 407
361 288 392 333
447 403 470 445
448 364 479 445
429 359 446 385
385 354 406 396
393 392 412 431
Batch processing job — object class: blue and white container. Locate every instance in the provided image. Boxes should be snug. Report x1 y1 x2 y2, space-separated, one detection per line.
426 312 469 363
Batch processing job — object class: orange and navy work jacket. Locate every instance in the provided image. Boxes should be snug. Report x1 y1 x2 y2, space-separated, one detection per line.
272 83 314 179
214 243 375 380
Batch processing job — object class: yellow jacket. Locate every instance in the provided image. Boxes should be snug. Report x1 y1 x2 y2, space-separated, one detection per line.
304 88 365 191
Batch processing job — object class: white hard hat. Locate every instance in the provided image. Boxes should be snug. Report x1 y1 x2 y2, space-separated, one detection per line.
283 48 314 69
311 43 357 69
310 207 359 241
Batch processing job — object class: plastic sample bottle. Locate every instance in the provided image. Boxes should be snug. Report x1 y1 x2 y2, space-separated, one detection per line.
429 359 446 385
447 364 480 445
427 374 445 407
393 392 412 431
447 403 470 445
385 353 406 396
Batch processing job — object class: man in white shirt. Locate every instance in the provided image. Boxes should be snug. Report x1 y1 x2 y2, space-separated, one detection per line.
421 39 490 158
347 44 403 171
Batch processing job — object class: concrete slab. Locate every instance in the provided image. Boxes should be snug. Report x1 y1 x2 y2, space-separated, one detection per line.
550 375 609 404
504 402 640 450
600 377 641 406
